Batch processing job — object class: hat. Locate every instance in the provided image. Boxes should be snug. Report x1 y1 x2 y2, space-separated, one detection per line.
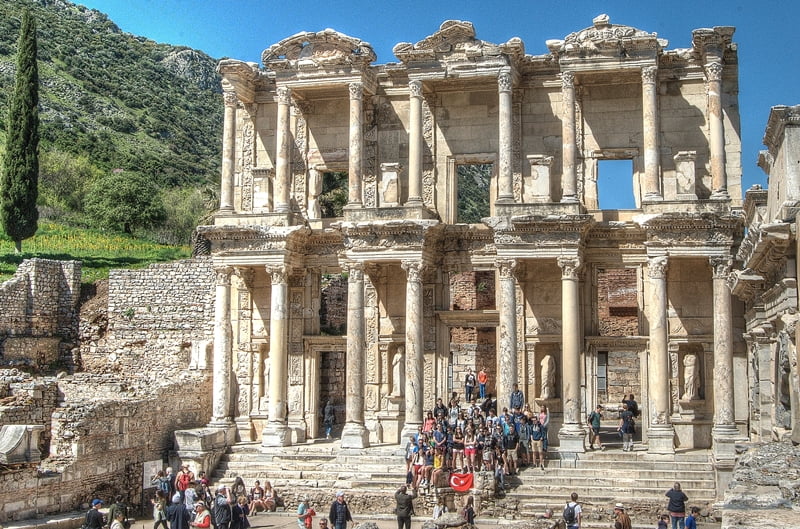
173 493 182 504
614 503 625 510
92 499 104 507
336 491 345 498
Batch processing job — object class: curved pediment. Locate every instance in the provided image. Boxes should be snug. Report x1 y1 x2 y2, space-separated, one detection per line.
262 29 376 69
547 14 666 59
393 20 524 65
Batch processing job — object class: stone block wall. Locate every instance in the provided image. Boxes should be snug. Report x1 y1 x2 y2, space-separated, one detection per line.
0 370 60 450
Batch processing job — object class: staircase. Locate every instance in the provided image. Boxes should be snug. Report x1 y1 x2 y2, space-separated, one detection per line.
210 440 718 528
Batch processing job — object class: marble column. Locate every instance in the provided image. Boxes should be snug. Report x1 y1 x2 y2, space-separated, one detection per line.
347 82 363 207
400 260 424 441
219 91 237 211
560 72 578 203
407 80 424 207
647 256 675 453
210 266 233 424
262 265 290 446
495 258 518 410
642 66 662 201
557 256 585 452
705 62 729 200
497 70 514 203
274 86 292 213
711 258 737 455
340 261 370 448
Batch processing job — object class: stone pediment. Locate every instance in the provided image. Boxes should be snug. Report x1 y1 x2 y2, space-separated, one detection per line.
262 29 376 70
547 14 666 66
393 20 524 67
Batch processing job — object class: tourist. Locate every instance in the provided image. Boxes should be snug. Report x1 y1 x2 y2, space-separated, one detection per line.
684 506 700 529
563 492 581 529
465 367 477 403
175 464 195 500
231 476 247 503
587 405 605 450
322 400 336 439
165 467 177 498
248 480 265 515
510 384 525 411
318 519 329 529
503 421 519 475
110 511 127 529
184 486 199 516
152 490 168 529
479 426 493 471
328 491 352 529
657 514 670 529
167 493 191 529
296 497 311 529
423 410 436 433
107 495 129 529
432 496 447 519
460 496 475 524
430 446 448 488
517 415 531 466
529 414 545 470
433 397 448 419
618 403 636 452
539 405 550 452
477 367 489 400
84 499 105 529
665 482 689 529
213 486 233 529
452 426 465 471
394 485 416 529
231 495 251 529
613 503 632 529
262 481 278 512
464 424 477 472
152 470 171 499
191 503 211 529
624 394 639 417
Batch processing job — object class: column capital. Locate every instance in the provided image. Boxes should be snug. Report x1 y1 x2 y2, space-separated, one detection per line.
641 65 658 85
276 86 292 105
710 256 732 279
647 255 669 279
345 261 365 282
409 80 423 99
223 90 238 107
266 264 288 285
233 266 255 289
401 260 424 283
214 265 234 285
348 82 363 101
704 61 723 82
495 258 518 279
561 71 575 90
498 71 512 93
557 256 582 279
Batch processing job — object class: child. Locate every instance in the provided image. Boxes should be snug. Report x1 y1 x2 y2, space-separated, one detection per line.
657 514 670 529
684 507 700 529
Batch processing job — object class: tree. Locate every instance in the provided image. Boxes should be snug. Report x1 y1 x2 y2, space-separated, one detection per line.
1 9 39 253
84 170 167 234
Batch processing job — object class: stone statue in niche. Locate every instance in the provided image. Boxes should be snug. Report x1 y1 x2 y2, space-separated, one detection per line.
308 168 322 219
540 354 556 399
391 344 405 397
681 353 701 400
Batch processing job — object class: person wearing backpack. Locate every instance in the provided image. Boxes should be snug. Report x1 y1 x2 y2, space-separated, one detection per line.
175 464 195 500
563 492 582 529
213 486 233 529
107 495 129 529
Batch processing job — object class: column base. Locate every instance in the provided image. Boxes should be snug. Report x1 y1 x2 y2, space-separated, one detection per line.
557 424 586 454
261 422 291 447
560 195 579 204
712 425 740 463
288 419 307 444
234 417 254 442
710 189 730 201
400 422 422 445
646 425 675 454
340 422 370 449
642 192 664 202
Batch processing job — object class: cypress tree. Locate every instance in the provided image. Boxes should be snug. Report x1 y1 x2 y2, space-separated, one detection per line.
1 9 39 253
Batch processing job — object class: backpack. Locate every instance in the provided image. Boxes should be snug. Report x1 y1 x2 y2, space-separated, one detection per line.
176 471 193 492
158 477 170 495
563 502 576 525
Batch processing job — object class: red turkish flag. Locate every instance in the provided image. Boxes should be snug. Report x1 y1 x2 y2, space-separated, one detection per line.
449 472 473 492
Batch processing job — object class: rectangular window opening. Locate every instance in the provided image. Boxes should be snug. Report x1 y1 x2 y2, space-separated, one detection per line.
597 159 636 210
320 171 348 218
456 163 492 224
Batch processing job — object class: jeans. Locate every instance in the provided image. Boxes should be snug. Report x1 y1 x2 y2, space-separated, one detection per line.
671 515 686 529
396 515 411 529
479 384 486 399
466 386 474 402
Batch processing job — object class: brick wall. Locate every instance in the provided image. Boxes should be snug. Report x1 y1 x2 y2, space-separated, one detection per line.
597 268 639 336
320 274 347 334
450 271 496 310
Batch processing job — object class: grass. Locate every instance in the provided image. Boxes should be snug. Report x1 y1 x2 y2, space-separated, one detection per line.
0 221 191 285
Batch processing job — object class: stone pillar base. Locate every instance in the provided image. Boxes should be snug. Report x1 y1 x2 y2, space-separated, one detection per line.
288 420 307 444
261 423 291 447
712 425 740 463
234 417 254 442
400 422 421 445
557 425 586 454
340 423 370 449
646 425 675 454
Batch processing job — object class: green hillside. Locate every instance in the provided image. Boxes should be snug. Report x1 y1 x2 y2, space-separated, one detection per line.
0 0 224 244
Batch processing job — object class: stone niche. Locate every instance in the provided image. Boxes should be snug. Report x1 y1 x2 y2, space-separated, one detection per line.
1 337 61 369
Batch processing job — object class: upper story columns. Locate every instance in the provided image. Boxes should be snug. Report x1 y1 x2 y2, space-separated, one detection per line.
274 86 293 213
641 66 662 201
560 72 578 203
347 82 364 208
219 91 237 211
407 80 424 208
497 70 514 203
705 61 728 199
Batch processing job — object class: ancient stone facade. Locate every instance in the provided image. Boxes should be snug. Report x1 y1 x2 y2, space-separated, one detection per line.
202 14 747 474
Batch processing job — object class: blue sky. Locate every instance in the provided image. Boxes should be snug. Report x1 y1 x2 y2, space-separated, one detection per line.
76 0 799 204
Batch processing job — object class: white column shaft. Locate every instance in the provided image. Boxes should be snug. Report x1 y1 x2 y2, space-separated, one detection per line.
220 94 237 211
648 257 670 423
497 72 514 202
712 260 735 429
403 261 424 426
642 67 661 200
496 259 517 409
559 258 581 426
348 83 363 206
706 63 728 198
561 72 578 202
267 268 288 424
407 81 423 206
274 87 292 213
211 267 233 423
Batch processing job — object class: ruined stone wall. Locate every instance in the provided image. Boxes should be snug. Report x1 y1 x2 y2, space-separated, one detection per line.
0 259 81 370
82 258 215 374
0 370 60 449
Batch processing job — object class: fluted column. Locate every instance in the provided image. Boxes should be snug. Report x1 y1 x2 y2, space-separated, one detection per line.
495 258 517 409
407 80 424 207
261 265 290 446
219 91 237 211
347 82 364 207
560 72 578 203
711 258 737 439
399 260 424 441
705 62 728 200
210 266 233 424
497 70 514 202
647 256 675 453
274 86 292 213
340 261 370 448
557 256 585 452
642 66 662 201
